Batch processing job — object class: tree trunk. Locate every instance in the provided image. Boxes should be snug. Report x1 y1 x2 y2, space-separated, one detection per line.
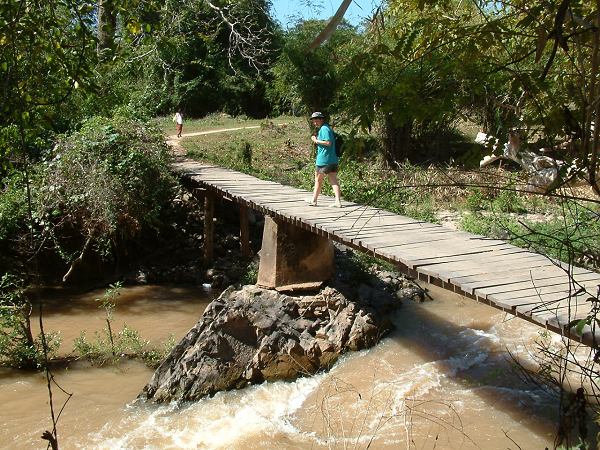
382 115 413 167
587 2 600 195
307 0 353 51
97 0 116 57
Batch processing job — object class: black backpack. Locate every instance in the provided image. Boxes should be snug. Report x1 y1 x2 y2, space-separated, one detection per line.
334 132 344 158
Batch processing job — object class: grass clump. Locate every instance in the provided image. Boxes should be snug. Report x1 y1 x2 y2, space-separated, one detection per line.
73 283 176 368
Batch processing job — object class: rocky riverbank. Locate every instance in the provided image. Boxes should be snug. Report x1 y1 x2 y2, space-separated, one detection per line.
140 272 426 403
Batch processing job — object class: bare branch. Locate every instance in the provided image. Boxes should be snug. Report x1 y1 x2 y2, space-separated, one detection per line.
204 0 274 72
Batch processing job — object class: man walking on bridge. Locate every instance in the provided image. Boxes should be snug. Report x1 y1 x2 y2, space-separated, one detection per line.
307 111 342 207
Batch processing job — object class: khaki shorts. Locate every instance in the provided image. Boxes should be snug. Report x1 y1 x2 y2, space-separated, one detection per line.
316 164 338 174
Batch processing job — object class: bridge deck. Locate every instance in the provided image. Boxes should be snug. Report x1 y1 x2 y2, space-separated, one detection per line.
174 160 600 348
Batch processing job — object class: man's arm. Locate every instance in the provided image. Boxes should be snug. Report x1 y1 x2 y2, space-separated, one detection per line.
311 135 331 146
312 126 333 146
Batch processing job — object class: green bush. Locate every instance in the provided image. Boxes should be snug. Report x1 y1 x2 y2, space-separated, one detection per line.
465 188 485 212
74 325 149 366
459 212 521 239
36 116 177 263
492 187 526 214
237 140 253 167
74 282 174 367
0 173 28 242
241 258 259 285
340 160 409 214
512 205 600 268
73 320 175 367
406 193 439 223
460 203 600 270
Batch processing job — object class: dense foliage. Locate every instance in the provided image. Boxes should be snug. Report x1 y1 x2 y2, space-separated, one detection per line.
267 19 358 114
90 0 280 119
0 117 176 281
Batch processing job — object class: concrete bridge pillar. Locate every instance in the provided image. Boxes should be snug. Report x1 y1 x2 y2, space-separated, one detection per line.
257 216 334 291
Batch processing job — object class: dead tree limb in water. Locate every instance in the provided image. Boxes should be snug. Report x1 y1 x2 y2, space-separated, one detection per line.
62 234 93 284
41 430 58 450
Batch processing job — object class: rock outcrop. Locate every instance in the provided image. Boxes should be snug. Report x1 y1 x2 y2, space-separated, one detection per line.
140 283 404 403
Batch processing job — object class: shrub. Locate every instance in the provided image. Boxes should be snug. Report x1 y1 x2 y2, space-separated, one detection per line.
459 202 600 270
492 187 526 214
406 193 439 223
241 258 259 285
237 140 252 167
0 172 28 242
35 116 177 268
340 160 409 214
74 282 175 368
74 325 152 366
465 188 485 212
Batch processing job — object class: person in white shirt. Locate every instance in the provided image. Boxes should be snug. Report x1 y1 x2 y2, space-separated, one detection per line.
174 109 184 138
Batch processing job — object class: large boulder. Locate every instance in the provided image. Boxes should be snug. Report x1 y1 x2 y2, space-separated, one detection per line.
140 284 401 403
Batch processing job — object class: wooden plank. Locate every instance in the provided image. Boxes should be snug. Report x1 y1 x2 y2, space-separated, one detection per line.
310 215 426 231
412 246 530 267
373 235 509 253
519 297 592 318
378 241 532 264
487 280 598 304
351 228 458 248
313 220 436 238
548 309 595 331
227 190 303 199
490 290 591 311
488 279 599 303
454 266 593 293
435 257 554 281
472 272 600 298
418 257 557 283
440 259 560 286
220 185 301 194
519 300 592 327
414 244 531 266
341 224 452 240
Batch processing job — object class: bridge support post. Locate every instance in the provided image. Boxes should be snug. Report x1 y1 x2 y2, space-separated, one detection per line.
203 193 214 265
239 204 251 258
257 216 334 291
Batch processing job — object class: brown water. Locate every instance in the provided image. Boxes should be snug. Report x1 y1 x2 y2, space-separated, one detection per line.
0 283 581 449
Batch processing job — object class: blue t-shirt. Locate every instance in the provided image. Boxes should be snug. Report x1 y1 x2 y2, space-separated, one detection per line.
315 124 338 166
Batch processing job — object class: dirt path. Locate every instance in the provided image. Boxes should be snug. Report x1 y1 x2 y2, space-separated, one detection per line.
166 125 263 157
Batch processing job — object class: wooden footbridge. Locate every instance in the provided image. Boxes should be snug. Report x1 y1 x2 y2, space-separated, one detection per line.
172 158 600 348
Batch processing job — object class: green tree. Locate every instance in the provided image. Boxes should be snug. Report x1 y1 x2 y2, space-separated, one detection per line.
385 0 600 191
89 0 280 119
269 19 358 115
333 2 476 164
0 0 97 163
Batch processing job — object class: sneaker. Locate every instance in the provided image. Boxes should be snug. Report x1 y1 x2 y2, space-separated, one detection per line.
305 199 317 206
330 201 342 208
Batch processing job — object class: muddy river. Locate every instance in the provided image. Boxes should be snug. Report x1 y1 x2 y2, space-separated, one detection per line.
0 282 588 449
